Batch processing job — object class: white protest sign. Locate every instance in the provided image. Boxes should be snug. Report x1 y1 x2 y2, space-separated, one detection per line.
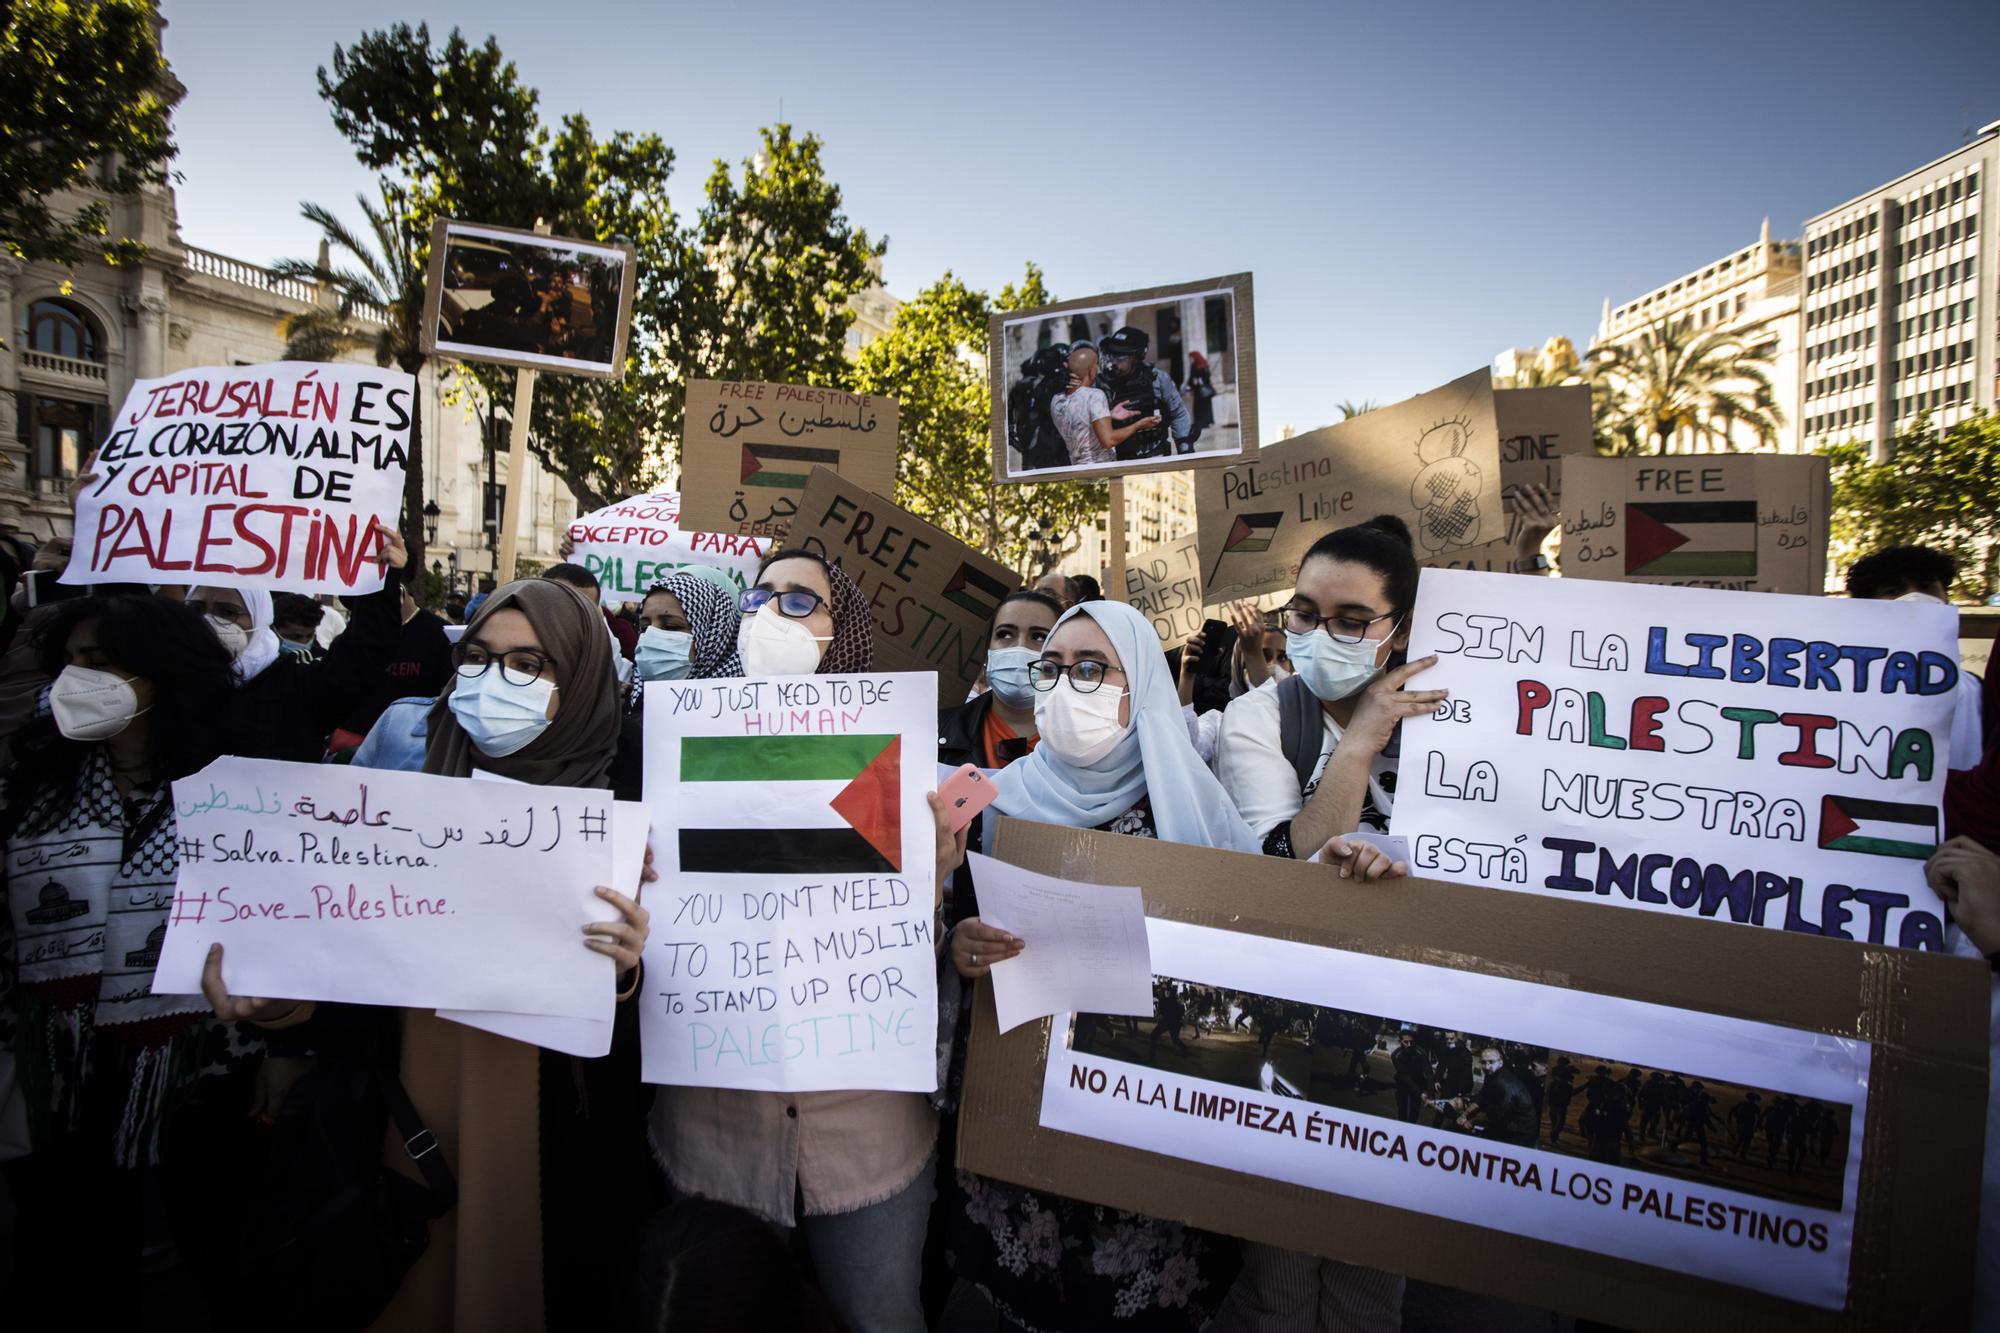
1390 569 1958 950
153 757 615 1016
639 673 939 1092
66 363 410 595
1041 918 1869 1310
566 489 768 607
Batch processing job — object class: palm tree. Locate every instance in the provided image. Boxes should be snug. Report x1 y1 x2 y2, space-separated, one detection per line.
272 183 433 572
1335 400 1378 421
1584 317 1784 455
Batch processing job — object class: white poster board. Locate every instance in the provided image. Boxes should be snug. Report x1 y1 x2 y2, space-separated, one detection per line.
566 489 768 606
65 363 411 595
639 673 940 1091
152 757 615 1015
1390 570 1959 950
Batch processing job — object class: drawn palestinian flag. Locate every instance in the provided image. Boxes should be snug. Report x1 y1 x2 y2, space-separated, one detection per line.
1817 794 1938 860
943 562 1009 620
741 442 840 490
1625 501 1758 578
677 733 902 874
1208 510 1286 585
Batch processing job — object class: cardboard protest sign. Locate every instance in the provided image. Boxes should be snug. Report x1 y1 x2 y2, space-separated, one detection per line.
65 363 410 596
991 273 1257 484
638 673 938 1091
790 467 1021 703
566 490 767 607
1108 534 1206 651
1391 569 1960 951
1419 537 1517 574
151 758 614 1017
1560 455 1830 595
1196 368 1502 603
959 818 1989 1329
680 380 898 538
421 219 637 378
1495 385 1593 504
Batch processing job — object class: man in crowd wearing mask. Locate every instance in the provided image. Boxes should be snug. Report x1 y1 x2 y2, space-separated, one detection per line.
1847 544 1984 766
546 562 637 686
270 593 325 659
1096 325 1196 460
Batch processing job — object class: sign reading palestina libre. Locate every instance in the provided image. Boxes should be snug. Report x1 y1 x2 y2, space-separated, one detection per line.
420 219 638 378
678 379 898 539
565 490 767 607
990 272 1257 484
789 467 1021 703
1390 569 1959 951
64 362 411 596
1197 368 1503 603
637 672 939 1092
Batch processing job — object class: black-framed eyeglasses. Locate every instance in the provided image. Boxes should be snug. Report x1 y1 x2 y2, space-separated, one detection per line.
453 642 556 686
740 587 827 619
1029 658 1126 693
185 598 252 629
1282 604 1401 646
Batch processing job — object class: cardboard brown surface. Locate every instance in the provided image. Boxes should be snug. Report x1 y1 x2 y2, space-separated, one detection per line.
957 817 1987 1331
789 467 1019 706
1418 536 1517 573
1495 385 1594 505
990 273 1258 485
419 218 637 379
679 379 898 539
1196 369 1504 603
1560 455 1830 594
1107 534 1206 650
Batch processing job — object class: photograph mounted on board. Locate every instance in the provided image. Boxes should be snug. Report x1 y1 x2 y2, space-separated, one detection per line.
421 219 638 378
990 273 1256 483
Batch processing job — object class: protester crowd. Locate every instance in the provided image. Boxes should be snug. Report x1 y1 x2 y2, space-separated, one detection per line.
1 476 1996 1333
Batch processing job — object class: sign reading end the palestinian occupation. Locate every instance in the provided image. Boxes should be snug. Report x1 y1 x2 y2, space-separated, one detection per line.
639 672 939 1092
1110 535 1206 651
566 490 767 607
1392 569 1959 951
65 363 411 595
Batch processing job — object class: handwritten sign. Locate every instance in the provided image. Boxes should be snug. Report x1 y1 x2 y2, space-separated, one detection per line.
566 489 767 607
65 363 410 595
639 672 939 1092
1559 456 1829 595
152 757 614 1016
1391 569 1958 950
1494 385 1593 505
1109 535 1206 651
1197 368 1502 603
680 379 898 539
790 467 1021 705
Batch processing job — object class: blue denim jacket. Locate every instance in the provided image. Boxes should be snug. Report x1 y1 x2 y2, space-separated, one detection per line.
349 696 431 772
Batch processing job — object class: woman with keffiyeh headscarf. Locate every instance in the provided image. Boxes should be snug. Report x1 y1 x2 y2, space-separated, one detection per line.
627 569 745 707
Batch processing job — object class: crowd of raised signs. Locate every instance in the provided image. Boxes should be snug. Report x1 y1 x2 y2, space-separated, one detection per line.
0 478 1995 1333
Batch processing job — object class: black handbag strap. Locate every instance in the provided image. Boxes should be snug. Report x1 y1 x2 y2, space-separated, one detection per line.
378 1061 458 1217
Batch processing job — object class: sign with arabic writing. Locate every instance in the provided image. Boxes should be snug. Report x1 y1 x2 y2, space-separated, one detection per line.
151 757 616 1017
1558 456 1829 596
679 379 899 540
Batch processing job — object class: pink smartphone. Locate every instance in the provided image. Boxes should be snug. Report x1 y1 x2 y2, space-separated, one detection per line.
939 763 998 834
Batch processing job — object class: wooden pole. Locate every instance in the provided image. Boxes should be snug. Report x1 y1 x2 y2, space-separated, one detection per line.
1106 477 1128 601
494 366 538 584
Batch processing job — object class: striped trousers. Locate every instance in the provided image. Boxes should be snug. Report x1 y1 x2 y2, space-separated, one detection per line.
1208 1242 1405 1333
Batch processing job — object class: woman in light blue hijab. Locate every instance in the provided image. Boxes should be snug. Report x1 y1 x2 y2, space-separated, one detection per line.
936 597 1255 1331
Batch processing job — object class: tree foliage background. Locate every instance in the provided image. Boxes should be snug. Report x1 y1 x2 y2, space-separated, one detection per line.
1822 414 2000 598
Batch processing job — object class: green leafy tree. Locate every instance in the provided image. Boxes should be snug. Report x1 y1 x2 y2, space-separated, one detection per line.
851 264 1107 578
1 0 176 269
1822 413 2000 597
1586 317 1784 454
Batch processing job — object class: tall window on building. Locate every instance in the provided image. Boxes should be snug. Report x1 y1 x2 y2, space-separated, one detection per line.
20 395 99 486
23 298 104 362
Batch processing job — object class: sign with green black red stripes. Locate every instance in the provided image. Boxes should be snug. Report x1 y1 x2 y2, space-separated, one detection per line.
680 379 899 541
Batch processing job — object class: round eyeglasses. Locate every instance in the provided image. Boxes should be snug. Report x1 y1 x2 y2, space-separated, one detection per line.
1282 605 1401 645
452 643 555 686
740 587 828 619
1029 659 1125 693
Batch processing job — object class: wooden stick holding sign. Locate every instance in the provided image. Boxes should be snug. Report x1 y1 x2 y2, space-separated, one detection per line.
497 358 539 584
1106 478 1128 603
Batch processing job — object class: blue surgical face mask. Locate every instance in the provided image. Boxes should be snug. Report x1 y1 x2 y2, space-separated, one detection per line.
1285 627 1391 703
986 646 1039 709
447 670 557 757
636 627 694 681
277 638 314 656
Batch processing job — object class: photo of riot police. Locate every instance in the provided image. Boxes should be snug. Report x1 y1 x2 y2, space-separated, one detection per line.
994 279 1251 480
1071 979 1853 1212
422 219 637 378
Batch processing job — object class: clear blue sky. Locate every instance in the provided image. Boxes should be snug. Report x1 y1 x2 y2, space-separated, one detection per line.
160 0 1998 438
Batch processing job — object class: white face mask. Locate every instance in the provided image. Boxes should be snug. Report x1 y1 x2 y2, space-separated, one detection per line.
207 615 250 660
635 627 694 681
447 671 557 757
1033 678 1128 766
1895 590 1946 606
738 604 830 677
1285 627 1391 702
50 665 149 741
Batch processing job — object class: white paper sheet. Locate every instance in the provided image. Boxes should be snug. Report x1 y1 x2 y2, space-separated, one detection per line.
966 851 1153 1034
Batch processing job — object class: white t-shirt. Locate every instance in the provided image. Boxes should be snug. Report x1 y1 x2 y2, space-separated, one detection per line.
1214 683 1397 842
1050 386 1114 465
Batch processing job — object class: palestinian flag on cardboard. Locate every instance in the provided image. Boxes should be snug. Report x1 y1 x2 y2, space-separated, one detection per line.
943 562 1009 620
677 733 902 874
1817 794 1938 860
742 442 841 490
1625 501 1758 578
1209 510 1285 585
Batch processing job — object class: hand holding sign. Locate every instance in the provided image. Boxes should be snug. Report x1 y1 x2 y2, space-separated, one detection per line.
1345 655 1448 753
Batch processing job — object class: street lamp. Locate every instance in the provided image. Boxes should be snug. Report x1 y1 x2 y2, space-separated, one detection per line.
422 499 440 547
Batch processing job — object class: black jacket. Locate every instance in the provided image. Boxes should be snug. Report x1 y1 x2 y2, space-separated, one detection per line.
230 580 405 763
939 693 997 927
1475 1067 1541 1147
1391 1044 1430 1093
